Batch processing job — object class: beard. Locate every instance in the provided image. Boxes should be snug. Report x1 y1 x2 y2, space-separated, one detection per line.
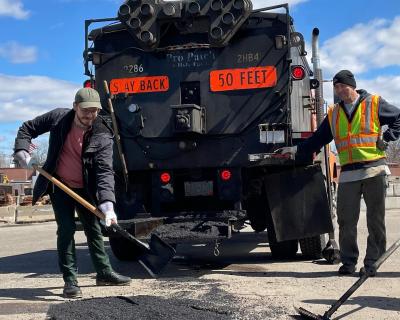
75 113 94 129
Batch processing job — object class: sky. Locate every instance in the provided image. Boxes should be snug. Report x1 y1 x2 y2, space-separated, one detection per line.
0 0 399 160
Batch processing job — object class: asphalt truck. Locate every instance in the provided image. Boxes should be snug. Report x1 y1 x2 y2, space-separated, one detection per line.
83 0 334 261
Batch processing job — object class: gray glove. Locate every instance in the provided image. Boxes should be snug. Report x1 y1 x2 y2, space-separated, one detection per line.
14 150 31 168
98 201 117 227
274 146 298 159
376 137 388 151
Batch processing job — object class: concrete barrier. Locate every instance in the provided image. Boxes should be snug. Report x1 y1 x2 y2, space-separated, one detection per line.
0 205 17 223
15 204 54 223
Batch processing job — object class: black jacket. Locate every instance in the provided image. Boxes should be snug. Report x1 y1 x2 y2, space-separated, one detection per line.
298 90 400 171
14 108 115 205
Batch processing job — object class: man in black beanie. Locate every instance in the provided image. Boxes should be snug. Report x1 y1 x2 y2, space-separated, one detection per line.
277 69 400 276
332 69 357 88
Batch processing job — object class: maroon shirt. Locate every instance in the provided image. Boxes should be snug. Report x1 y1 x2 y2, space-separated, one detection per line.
56 124 86 188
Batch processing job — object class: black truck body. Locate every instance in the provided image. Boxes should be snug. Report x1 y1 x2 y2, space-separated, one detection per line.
84 0 333 260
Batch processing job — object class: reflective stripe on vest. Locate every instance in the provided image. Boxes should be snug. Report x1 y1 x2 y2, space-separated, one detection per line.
327 94 385 165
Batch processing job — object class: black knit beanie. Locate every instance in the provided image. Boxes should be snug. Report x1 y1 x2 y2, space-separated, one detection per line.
333 70 357 88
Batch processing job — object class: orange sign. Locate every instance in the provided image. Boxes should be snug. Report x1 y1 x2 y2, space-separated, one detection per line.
110 76 169 94
210 66 277 92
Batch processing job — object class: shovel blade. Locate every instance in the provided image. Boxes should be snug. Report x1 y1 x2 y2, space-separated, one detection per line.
138 234 176 277
322 240 340 264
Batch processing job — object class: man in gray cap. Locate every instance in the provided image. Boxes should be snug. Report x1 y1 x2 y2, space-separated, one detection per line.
14 87 131 298
277 70 400 277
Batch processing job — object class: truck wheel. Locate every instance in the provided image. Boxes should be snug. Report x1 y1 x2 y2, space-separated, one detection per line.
267 226 298 259
299 235 326 259
109 236 143 261
246 197 268 232
268 237 298 259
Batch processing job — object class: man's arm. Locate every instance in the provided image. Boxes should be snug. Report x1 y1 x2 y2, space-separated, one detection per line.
297 117 334 155
14 109 61 152
379 97 400 142
94 136 116 204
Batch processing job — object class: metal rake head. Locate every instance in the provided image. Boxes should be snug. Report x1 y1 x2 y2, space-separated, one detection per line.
294 306 329 320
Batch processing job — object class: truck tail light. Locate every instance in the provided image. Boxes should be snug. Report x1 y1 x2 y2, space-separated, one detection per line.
160 172 171 184
220 169 232 181
291 66 306 80
83 79 95 88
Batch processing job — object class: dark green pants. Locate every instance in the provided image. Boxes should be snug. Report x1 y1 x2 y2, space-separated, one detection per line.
49 185 113 282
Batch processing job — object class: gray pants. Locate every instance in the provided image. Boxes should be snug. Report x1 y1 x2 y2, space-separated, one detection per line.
337 175 386 267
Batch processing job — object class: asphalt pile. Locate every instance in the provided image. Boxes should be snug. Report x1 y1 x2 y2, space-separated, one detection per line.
47 295 233 320
153 221 228 242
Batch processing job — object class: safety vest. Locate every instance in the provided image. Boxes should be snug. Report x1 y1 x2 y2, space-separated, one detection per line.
327 94 385 166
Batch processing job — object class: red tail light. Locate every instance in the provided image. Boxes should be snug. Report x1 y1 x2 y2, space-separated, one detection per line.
160 172 171 184
291 66 306 80
83 79 95 88
220 169 232 181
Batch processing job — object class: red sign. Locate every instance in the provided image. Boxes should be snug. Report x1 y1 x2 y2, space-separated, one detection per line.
210 66 277 92
110 76 169 94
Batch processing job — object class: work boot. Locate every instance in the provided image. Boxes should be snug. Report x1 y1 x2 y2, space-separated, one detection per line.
96 271 131 286
338 264 356 275
63 281 82 298
359 266 377 277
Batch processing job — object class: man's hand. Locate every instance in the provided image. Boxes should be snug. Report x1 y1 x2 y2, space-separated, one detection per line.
376 137 388 151
98 201 117 227
274 146 298 159
14 150 31 168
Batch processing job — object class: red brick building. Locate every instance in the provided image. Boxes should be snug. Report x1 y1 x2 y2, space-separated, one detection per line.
0 168 35 182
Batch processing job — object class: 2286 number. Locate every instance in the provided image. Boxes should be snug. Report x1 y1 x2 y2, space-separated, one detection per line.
123 64 144 73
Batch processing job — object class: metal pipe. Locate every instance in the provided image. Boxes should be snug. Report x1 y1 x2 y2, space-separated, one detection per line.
311 28 324 126
312 28 338 256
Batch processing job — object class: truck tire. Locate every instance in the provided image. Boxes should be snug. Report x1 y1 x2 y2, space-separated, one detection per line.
109 236 143 261
299 235 326 259
245 196 268 232
268 233 299 259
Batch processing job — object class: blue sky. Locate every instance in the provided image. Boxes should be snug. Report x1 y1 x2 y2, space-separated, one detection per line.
0 0 399 160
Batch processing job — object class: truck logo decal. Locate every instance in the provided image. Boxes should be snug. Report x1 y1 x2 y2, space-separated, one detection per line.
209 66 277 92
110 76 169 94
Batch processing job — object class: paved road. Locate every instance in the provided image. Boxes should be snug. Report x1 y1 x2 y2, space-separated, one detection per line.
0 209 399 319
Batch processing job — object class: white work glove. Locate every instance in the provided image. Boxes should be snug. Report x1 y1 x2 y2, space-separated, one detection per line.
14 150 31 168
98 201 117 227
274 146 298 159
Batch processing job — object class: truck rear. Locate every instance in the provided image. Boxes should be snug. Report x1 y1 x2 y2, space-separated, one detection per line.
83 0 333 260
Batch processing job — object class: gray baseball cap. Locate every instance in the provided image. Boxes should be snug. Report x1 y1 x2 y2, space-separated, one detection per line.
74 88 102 109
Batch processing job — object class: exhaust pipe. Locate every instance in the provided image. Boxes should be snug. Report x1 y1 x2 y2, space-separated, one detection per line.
311 28 340 264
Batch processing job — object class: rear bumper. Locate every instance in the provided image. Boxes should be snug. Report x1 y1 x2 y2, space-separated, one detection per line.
106 210 246 244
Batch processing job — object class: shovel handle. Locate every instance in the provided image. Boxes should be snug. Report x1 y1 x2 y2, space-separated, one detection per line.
33 165 105 220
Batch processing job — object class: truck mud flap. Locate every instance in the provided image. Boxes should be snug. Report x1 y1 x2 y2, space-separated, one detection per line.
264 164 333 242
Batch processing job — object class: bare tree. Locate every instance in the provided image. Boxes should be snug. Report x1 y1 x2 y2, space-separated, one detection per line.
0 152 10 167
31 139 49 165
386 140 400 164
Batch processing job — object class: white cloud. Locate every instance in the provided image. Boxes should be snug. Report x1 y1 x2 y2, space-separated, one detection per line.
319 16 400 75
0 41 38 64
0 74 80 122
322 75 400 108
0 0 30 19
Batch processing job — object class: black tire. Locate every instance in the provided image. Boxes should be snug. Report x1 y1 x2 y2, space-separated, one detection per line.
299 235 326 259
109 236 143 261
245 196 268 232
268 232 299 259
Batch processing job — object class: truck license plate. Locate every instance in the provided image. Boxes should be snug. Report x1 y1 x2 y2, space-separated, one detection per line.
184 181 213 197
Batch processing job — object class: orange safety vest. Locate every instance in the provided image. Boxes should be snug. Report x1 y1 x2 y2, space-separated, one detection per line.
327 94 385 166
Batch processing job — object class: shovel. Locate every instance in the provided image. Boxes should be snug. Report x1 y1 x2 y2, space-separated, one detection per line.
295 237 400 320
33 165 175 278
